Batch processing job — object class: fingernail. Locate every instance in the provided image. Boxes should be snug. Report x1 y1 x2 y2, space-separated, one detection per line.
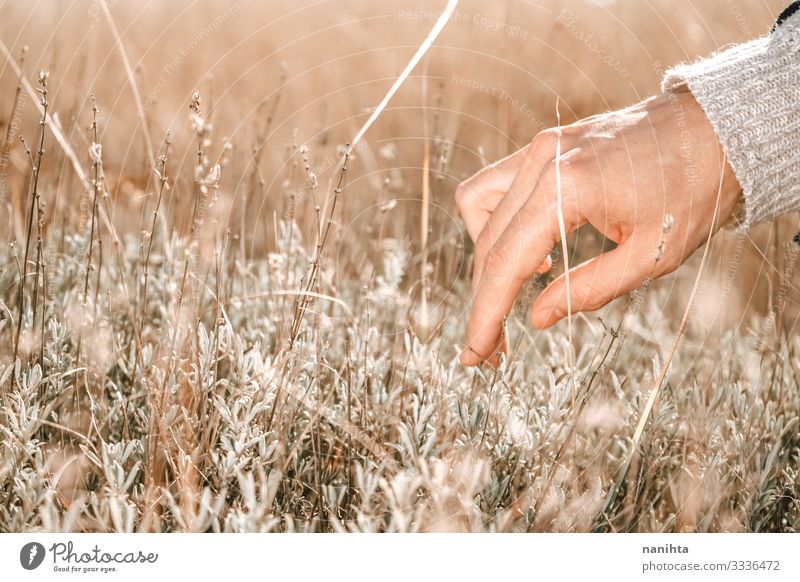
536 256 552 274
460 348 477 366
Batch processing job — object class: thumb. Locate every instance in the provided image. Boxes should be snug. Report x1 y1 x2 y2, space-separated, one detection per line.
530 242 648 328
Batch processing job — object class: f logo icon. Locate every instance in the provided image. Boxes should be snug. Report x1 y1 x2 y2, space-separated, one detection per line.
20 542 46 570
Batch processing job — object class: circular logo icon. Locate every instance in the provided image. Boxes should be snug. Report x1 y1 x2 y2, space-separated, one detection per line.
20 542 46 570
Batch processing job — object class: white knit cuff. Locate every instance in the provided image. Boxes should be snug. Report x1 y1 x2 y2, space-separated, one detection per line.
662 12 800 232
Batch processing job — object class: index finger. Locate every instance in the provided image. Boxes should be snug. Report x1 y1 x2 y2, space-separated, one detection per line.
455 145 530 241
460 206 560 366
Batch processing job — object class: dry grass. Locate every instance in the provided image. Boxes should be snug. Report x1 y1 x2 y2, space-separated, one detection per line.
1 0 799 532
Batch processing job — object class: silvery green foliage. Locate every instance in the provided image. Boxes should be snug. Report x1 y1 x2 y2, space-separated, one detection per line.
2 213 799 533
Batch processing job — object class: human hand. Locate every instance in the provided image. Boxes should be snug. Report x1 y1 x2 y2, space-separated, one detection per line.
455 88 742 366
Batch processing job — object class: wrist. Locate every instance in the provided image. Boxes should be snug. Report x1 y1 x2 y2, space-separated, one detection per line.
663 87 743 229
662 13 800 231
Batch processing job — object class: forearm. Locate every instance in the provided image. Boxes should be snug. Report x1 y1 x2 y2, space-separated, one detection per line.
662 4 800 231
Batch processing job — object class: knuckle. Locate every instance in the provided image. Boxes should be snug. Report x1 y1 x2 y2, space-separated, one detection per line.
484 244 514 276
561 151 585 175
454 182 472 210
550 154 581 181
530 126 582 159
539 159 584 215
573 283 600 311
530 128 558 153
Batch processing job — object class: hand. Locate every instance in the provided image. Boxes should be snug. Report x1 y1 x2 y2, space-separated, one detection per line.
455 88 742 366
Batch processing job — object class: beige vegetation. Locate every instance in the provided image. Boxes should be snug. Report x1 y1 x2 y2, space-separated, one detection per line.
0 0 798 532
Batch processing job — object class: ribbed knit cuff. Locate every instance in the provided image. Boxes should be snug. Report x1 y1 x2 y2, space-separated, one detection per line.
662 12 800 232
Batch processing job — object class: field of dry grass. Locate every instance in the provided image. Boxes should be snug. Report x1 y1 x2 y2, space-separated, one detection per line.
1 0 799 532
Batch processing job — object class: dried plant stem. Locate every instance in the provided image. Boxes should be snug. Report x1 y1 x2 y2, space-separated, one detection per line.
98 0 155 168
349 0 459 149
243 71 285 261
0 39 121 246
129 136 170 395
0 41 83 181
598 156 727 527
420 59 431 331
140 141 170 331
145 95 212 526
30 201 44 366
76 97 103 362
290 148 350 344
554 99 574 370
12 72 48 368
289 1 459 345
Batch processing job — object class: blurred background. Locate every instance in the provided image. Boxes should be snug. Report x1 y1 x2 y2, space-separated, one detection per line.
0 0 795 339
3 0 800 534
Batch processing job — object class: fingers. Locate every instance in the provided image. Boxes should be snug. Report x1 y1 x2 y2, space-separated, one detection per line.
530 241 648 329
461 197 578 366
470 160 553 297
471 131 562 272
455 145 529 242
471 133 580 295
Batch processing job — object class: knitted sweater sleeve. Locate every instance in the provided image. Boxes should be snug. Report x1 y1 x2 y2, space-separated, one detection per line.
661 6 800 232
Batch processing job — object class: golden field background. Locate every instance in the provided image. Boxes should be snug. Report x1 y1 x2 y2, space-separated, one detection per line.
1 0 795 333
1 0 799 533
